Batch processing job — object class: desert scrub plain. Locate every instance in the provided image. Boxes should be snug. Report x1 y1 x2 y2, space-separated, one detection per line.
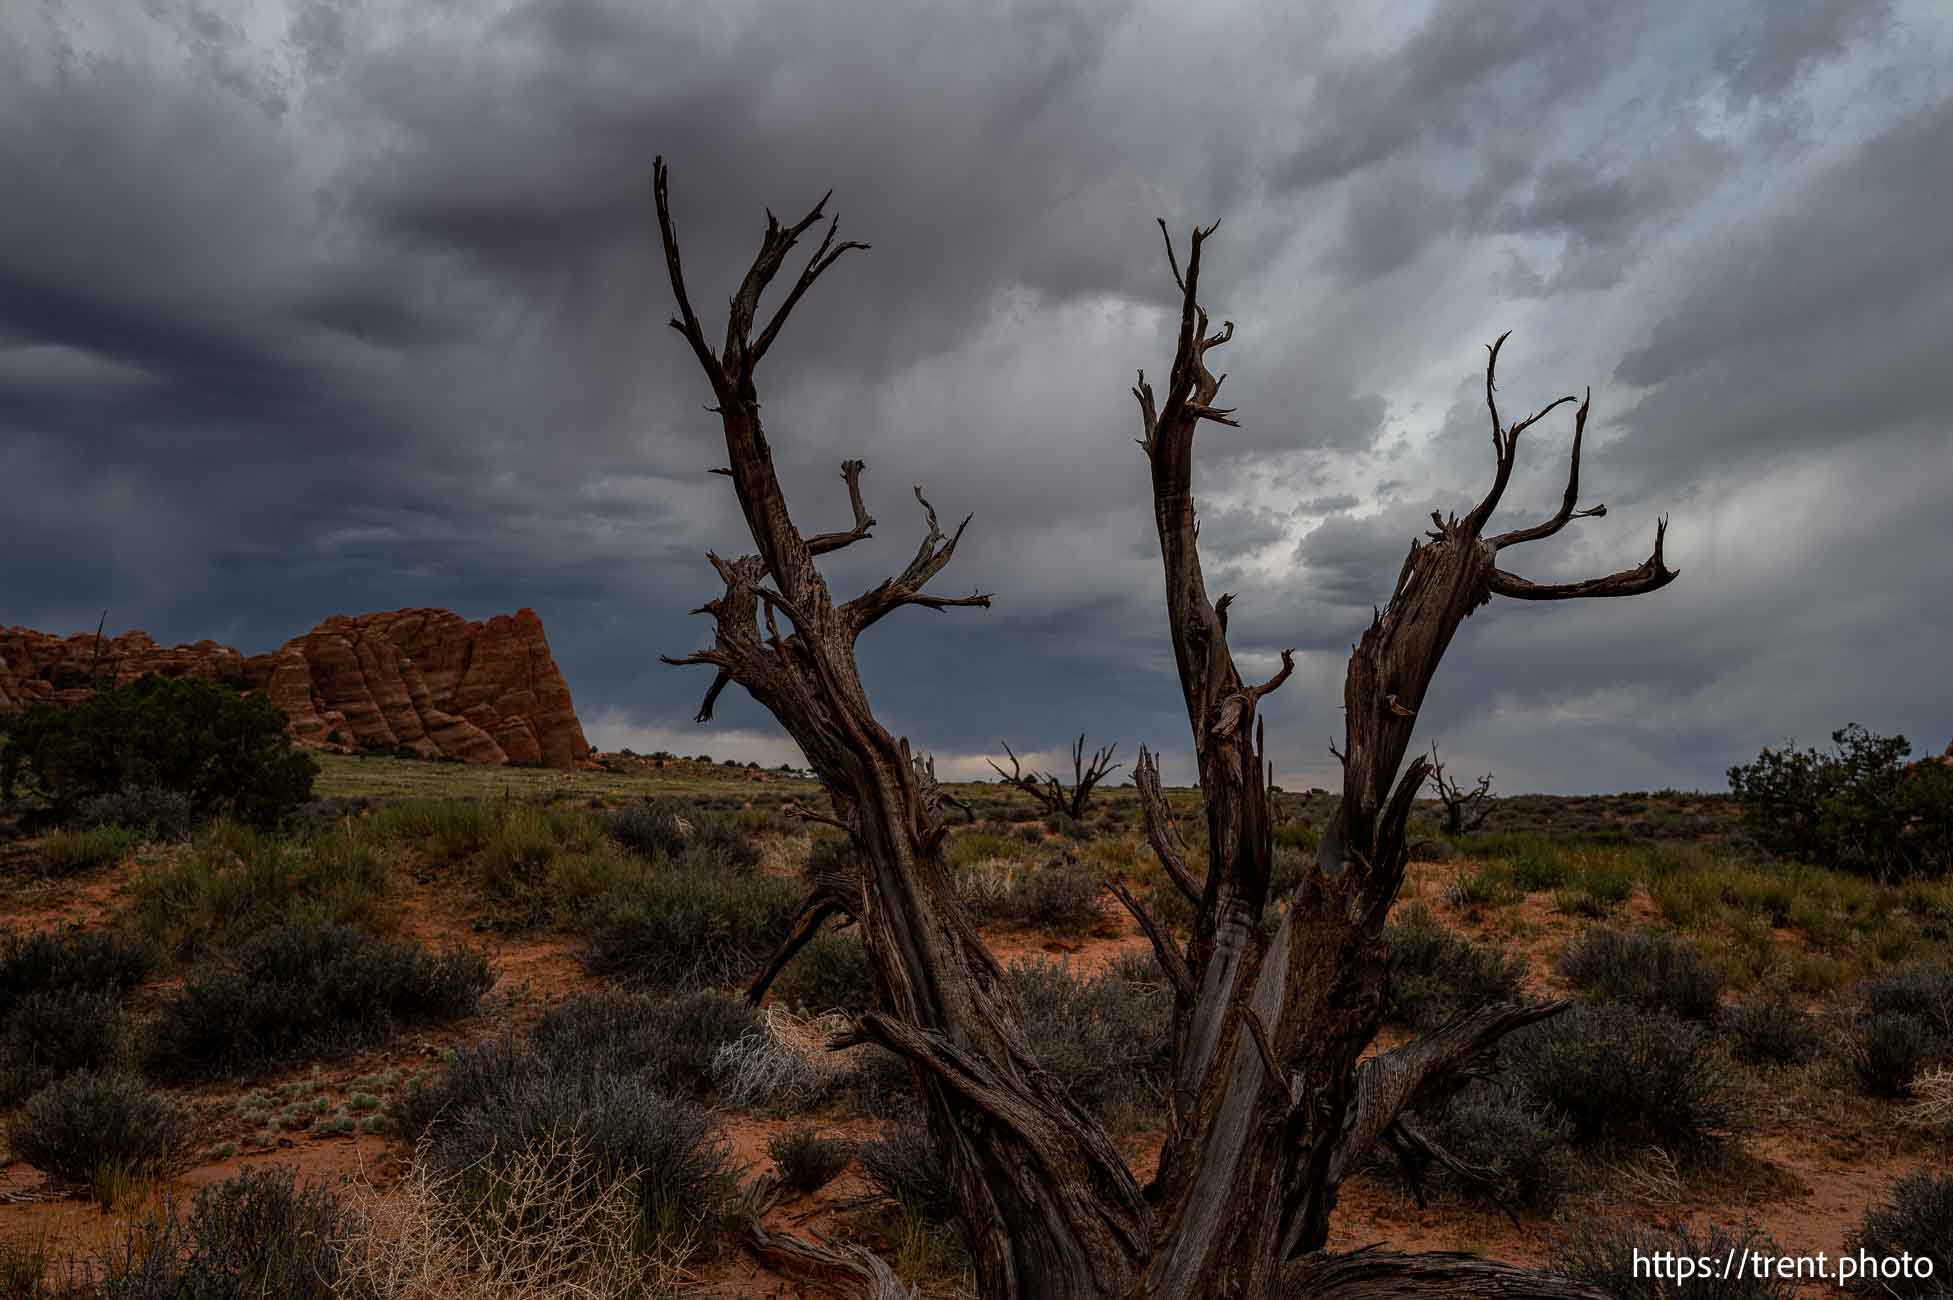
0 748 1948 1297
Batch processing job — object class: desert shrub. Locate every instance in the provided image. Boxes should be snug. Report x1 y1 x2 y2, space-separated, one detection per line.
1382 903 1526 1029
1556 926 1724 1021
35 825 141 877
529 989 758 1099
130 820 390 958
146 920 491 1080
1842 964 1953 1096
578 861 799 991
0 930 153 1104
0 675 317 829
603 799 691 859
1271 821 1319 855
1008 958 1170 1127
1407 1080 1571 1211
802 832 854 880
1845 1169 1953 1297
1728 724 1953 880
475 807 564 904
363 797 492 861
767 1125 854 1195
1552 887 1613 920
1009 862 1102 937
1551 1218 1794 1300
1572 856 1638 907
46 1164 364 1300
956 859 1102 936
390 1037 531 1142
7 1070 189 1184
712 1020 850 1114
411 1059 735 1259
1855 962 1953 1032
1440 862 1520 909
772 929 877 1014
1723 992 1822 1067
1850 1012 1943 1098
72 786 197 840
675 813 760 872
859 1118 955 1225
338 1134 674 1299
171 1165 362 1297
947 829 1023 868
1044 813 1088 840
0 988 128 1104
0 928 155 1014
286 793 378 836
605 798 758 872
1481 833 1571 891
1266 843 1312 900
1506 1002 1746 1151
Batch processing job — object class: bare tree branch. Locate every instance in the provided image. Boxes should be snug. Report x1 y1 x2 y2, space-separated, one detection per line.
805 459 878 555
1427 742 1496 835
1330 1000 1571 1187
842 486 992 634
1488 515 1679 600
1108 877 1195 1006
1465 331 1580 535
743 1173 918 1299
989 735 1121 820
750 216 871 369
692 668 735 724
1283 1246 1609 1300
1135 746 1201 905
651 157 723 389
1486 388 1607 550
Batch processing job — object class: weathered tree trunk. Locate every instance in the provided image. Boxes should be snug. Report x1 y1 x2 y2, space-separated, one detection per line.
1116 221 1677 1297
649 164 1676 1299
651 162 1149 1298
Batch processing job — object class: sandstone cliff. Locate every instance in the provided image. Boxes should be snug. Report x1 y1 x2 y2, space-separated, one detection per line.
0 608 593 769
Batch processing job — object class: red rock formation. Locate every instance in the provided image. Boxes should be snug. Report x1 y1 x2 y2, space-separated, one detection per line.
0 608 593 769
0 627 249 711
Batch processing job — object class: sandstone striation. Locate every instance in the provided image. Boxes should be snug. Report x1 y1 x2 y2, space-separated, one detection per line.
0 608 593 769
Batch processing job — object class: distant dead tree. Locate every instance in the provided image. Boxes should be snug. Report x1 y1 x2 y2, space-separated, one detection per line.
650 160 1677 1299
1426 741 1497 834
988 735 1121 820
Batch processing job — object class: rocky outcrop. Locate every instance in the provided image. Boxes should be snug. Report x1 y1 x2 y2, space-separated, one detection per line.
0 627 250 711
0 608 593 769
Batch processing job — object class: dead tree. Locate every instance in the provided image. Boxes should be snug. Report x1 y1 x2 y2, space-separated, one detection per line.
988 734 1122 820
1116 217 1678 1297
653 160 1153 1299
651 160 1669 1298
1427 742 1497 835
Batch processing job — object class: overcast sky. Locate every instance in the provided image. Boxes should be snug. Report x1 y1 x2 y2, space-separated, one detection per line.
4 0 1950 793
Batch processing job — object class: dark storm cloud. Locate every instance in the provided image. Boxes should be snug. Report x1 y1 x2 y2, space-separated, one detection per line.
1609 90 1953 475
2 0 1948 792
1713 0 1897 107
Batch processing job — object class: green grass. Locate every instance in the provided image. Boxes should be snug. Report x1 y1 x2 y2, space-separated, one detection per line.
309 749 823 803
945 828 1040 868
1469 832 1571 891
130 818 393 958
36 825 144 875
